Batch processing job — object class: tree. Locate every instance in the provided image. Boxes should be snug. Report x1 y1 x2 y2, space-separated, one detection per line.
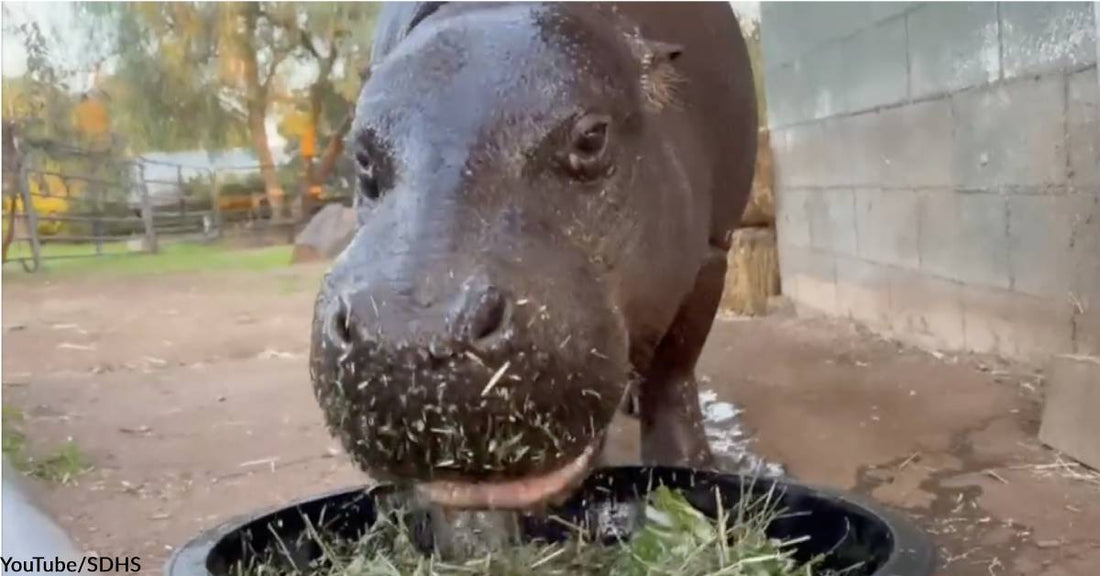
81 2 380 222
287 3 378 207
1 10 76 144
2 10 79 261
79 3 287 216
87 3 251 155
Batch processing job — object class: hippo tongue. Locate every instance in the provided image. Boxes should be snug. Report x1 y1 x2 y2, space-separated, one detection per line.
416 444 598 510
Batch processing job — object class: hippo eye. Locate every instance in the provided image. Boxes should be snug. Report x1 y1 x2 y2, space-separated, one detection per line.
566 113 612 180
356 150 381 201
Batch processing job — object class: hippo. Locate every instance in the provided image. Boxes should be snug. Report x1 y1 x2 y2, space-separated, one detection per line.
310 1 758 511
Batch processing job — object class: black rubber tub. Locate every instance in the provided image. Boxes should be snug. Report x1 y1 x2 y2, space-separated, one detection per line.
166 466 935 576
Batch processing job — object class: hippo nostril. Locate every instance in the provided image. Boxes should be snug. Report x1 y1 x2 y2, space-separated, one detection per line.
327 299 354 349
452 284 510 343
469 287 508 341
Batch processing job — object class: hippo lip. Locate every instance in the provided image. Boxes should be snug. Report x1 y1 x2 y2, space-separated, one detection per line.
414 442 598 510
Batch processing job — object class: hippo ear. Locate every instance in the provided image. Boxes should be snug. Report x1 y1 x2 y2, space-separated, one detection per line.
646 41 684 66
638 40 685 112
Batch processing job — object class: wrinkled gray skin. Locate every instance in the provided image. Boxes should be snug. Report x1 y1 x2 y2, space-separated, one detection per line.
311 1 757 501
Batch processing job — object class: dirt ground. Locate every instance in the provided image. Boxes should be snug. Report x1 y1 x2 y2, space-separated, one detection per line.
2 262 1098 575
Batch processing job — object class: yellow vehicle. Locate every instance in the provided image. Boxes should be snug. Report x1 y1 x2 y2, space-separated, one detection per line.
2 174 72 237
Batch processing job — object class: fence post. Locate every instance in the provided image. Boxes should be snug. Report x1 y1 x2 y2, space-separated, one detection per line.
93 183 104 256
177 165 187 233
210 170 222 239
18 161 42 272
139 164 158 254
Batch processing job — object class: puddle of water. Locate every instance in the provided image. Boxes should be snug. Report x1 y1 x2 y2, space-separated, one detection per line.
698 388 785 479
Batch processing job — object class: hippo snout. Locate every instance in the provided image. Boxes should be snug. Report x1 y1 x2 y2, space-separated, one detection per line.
322 275 512 356
310 266 630 497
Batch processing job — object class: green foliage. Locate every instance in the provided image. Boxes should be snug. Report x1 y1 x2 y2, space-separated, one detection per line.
78 3 380 160
229 486 824 576
3 242 294 278
2 405 91 486
76 2 251 153
1 10 76 143
2 405 29 462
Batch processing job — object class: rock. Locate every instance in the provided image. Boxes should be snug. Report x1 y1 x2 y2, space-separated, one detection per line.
1038 355 1100 470
291 203 357 264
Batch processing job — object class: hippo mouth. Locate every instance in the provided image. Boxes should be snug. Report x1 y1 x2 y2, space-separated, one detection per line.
415 441 600 509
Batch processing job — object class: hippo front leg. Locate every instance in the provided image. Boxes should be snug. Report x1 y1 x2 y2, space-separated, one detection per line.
636 247 730 469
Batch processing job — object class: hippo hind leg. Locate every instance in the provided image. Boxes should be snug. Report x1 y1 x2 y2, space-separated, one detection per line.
634 246 730 469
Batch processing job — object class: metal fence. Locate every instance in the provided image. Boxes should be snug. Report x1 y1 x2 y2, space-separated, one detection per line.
3 141 354 272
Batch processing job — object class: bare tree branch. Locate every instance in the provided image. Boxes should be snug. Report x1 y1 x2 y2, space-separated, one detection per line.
260 43 293 94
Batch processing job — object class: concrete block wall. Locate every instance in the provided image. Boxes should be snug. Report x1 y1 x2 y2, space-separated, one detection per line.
761 2 1099 361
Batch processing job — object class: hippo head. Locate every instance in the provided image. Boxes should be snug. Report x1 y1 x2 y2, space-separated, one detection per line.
310 3 704 509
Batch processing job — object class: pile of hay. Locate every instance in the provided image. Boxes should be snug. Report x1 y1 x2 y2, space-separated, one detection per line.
723 129 781 317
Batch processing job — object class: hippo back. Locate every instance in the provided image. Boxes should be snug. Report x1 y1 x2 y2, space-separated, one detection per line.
610 2 758 248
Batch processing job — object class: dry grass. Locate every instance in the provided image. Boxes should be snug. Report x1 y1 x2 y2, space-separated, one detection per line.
1011 453 1100 488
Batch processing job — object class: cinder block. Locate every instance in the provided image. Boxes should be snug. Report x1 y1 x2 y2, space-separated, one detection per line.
761 3 836 69
797 265 839 318
779 245 838 316
952 76 1067 190
766 45 847 126
1070 195 1100 302
775 189 813 248
818 117 855 188
877 100 954 189
807 189 858 256
1001 2 1097 79
854 189 921 270
815 2 900 43
775 122 827 189
1068 68 1099 190
836 255 892 330
908 2 1001 98
803 42 848 122
1039 355 1100 470
1007 194 1096 298
888 267 966 351
777 242 801 300
759 3 797 68
919 191 1011 290
1078 307 1100 356
842 16 909 113
1070 195 1100 355
760 3 915 69
863 3 919 30
842 111 885 187
961 285 1076 359
764 63 803 129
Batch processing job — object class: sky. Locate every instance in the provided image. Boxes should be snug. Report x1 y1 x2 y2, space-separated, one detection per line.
2 2 85 79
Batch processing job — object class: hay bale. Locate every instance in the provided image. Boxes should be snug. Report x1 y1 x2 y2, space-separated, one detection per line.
720 227 780 316
291 203 357 264
741 129 775 227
